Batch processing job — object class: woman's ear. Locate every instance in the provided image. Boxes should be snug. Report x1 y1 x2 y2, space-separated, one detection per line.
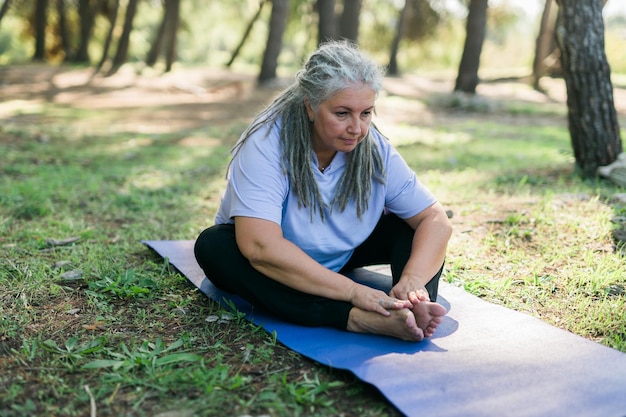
304 98 315 122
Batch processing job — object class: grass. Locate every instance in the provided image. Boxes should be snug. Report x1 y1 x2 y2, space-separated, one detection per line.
400 101 626 352
1 65 626 416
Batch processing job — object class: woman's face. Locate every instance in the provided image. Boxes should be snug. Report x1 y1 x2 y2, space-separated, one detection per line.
306 83 376 157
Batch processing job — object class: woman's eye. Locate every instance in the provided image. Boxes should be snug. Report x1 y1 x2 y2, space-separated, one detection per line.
336 112 347 117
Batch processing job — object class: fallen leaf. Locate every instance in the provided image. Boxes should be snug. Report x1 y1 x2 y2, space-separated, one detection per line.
82 321 106 331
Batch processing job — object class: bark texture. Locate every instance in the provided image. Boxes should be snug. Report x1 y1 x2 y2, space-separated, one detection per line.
555 0 622 176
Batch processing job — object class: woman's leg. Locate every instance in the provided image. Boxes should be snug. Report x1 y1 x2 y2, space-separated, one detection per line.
194 224 353 329
341 213 444 301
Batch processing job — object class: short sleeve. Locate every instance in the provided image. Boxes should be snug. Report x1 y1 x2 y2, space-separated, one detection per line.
373 130 437 219
215 122 289 225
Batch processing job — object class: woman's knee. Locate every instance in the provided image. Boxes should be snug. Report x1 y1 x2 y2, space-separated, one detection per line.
195 224 235 256
194 224 239 273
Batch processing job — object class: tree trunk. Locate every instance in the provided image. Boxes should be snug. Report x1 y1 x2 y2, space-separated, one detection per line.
555 0 622 177
454 0 488 93
32 0 47 61
75 0 98 62
94 0 120 74
226 0 267 67
0 0 12 27
163 0 180 72
388 0 412 76
108 0 139 76
317 0 336 45
532 0 557 90
55 0 71 61
145 2 168 67
258 0 287 84
339 0 361 43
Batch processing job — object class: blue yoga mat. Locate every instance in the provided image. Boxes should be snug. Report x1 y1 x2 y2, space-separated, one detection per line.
144 240 626 417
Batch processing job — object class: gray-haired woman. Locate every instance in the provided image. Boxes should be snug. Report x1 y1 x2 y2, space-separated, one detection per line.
194 40 452 341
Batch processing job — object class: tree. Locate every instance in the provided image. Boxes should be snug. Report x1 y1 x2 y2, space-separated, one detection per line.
0 0 12 27
532 0 557 90
32 0 47 61
146 0 181 72
56 0 72 61
162 0 180 72
94 0 120 74
387 0 441 76
454 0 488 93
226 0 267 67
555 0 622 177
75 0 99 62
258 0 288 84
338 0 361 43
146 2 168 67
388 0 412 76
316 0 335 45
108 0 139 75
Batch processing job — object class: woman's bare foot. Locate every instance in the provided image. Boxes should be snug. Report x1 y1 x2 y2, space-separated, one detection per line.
411 301 447 338
347 307 425 341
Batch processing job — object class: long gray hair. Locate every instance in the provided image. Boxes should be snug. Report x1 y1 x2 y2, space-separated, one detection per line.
232 40 386 221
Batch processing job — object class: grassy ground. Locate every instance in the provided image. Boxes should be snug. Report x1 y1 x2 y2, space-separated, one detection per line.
1 64 625 416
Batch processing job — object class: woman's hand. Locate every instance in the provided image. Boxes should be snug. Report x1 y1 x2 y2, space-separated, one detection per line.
389 276 431 305
348 283 412 316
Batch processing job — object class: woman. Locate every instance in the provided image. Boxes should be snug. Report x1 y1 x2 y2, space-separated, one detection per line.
194 41 452 342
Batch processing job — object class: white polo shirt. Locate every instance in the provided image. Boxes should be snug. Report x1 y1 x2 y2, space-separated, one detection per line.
215 119 436 272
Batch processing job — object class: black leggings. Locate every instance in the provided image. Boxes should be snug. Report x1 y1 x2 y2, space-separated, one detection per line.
194 213 442 330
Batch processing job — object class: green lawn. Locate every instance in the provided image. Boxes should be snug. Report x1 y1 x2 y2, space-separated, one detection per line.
1 66 625 416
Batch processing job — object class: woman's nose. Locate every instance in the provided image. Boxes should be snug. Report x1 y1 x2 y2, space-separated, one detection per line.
347 117 362 135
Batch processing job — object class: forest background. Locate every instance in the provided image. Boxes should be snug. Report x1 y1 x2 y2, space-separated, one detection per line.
1 0 625 78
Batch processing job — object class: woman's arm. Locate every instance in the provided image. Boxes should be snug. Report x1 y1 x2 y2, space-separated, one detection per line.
389 201 453 303
234 216 411 315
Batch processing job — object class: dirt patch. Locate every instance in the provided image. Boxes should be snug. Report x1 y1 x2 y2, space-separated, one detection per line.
1 65 278 136
1 64 624 137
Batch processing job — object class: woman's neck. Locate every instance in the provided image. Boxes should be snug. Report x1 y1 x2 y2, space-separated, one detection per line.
316 151 337 172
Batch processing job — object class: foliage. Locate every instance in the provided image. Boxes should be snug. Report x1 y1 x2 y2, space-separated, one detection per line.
405 0 443 41
1 0 625 77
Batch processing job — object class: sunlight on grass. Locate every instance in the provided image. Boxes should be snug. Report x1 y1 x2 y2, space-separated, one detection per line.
378 100 575 178
0 100 44 118
445 189 626 349
385 125 473 148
